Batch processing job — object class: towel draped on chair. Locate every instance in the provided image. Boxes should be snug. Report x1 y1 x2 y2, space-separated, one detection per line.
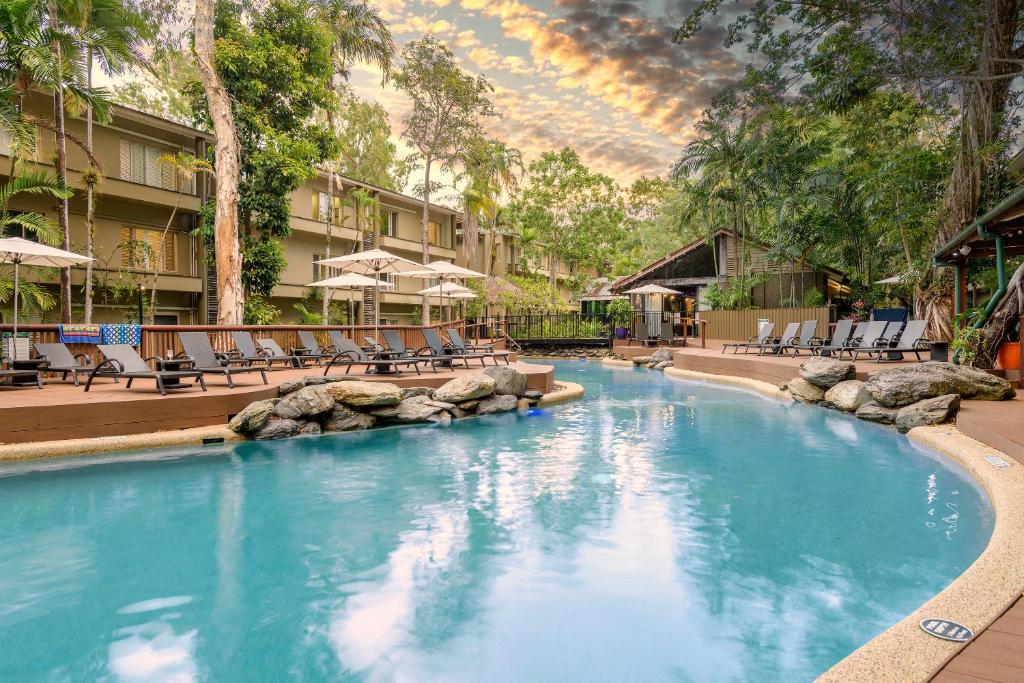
100 324 142 346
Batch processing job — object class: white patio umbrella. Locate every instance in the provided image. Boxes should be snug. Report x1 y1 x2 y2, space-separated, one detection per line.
403 261 485 322
306 272 394 327
623 284 678 329
0 237 92 360
416 282 472 318
315 249 423 338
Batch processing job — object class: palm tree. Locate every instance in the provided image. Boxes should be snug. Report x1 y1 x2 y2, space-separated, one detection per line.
314 0 393 82
457 136 522 274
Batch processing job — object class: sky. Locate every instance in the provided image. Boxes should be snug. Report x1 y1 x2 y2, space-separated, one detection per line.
347 0 742 191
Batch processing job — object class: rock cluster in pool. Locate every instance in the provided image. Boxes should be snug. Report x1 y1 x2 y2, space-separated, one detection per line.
782 358 1015 433
228 366 543 440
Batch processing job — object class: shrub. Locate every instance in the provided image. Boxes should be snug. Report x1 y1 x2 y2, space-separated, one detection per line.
606 298 632 328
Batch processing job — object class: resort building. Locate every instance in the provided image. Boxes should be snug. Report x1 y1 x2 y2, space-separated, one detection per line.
0 96 470 326
610 230 850 318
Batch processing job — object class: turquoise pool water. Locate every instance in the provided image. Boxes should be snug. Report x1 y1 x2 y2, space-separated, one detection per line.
0 362 991 682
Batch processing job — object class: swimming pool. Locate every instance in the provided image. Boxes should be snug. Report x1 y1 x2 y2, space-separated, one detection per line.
0 361 991 681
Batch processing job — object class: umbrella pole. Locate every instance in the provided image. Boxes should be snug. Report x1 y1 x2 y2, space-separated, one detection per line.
11 259 18 361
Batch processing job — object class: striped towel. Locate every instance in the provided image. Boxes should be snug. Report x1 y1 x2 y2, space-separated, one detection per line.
100 324 142 346
59 324 102 344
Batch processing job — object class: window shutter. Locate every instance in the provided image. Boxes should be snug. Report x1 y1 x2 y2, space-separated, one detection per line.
161 157 174 190
131 143 146 184
119 140 131 181
120 226 133 266
163 233 177 272
145 146 160 187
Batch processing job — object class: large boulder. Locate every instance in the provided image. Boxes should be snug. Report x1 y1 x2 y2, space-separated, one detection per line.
523 389 544 401
433 374 496 403
476 394 519 415
298 421 321 436
824 380 871 412
799 357 856 389
274 385 334 420
400 386 433 400
325 380 402 407
632 356 653 365
278 379 306 396
228 399 279 435
651 348 673 363
371 395 453 423
866 362 1015 407
787 377 826 403
855 402 900 425
895 394 961 434
483 366 528 397
653 360 673 370
321 406 375 432
253 417 300 440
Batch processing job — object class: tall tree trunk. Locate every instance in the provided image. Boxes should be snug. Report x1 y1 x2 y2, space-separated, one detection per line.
51 6 72 323
323 169 334 323
462 205 478 270
420 156 432 325
84 46 95 323
195 0 243 325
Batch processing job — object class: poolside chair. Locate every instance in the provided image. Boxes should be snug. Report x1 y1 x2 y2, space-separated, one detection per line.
296 330 337 366
852 319 930 363
446 328 510 364
363 335 385 354
323 336 426 376
811 320 854 357
843 321 889 360
628 322 652 347
421 328 490 368
378 330 446 372
660 320 684 347
758 322 801 356
721 322 776 354
34 342 97 386
177 332 268 388
0 353 43 389
773 320 821 356
85 344 206 396
257 338 310 368
229 331 297 369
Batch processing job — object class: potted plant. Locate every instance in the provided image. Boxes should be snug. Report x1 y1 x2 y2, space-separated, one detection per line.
607 298 632 339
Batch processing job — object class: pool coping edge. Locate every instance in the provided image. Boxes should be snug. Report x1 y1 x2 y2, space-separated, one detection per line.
664 365 1024 682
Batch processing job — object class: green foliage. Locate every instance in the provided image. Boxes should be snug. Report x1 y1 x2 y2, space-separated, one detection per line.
498 275 570 314
333 91 411 191
951 325 983 368
292 302 323 325
703 275 769 310
241 237 287 297
606 297 633 328
801 288 825 308
243 295 281 325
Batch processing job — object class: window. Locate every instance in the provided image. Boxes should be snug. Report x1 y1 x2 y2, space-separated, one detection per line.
119 139 176 190
312 253 341 281
379 210 398 237
313 192 343 224
0 129 11 156
428 220 451 248
154 314 178 325
120 226 178 272
378 273 396 288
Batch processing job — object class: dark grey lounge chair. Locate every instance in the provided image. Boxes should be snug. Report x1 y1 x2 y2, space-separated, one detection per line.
258 338 309 368
177 332 268 388
230 331 296 369
722 322 776 354
86 344 206 396
853 319 930 362
447 328 509 364
34 342 96 386
297 330 337 366
758 322 801 356
323 336 425 376
660 320 683 347
421 328 490 368
628 322 658 347
773 320 820 356
379 330 446 372
812 319 855 357
0 353 42 389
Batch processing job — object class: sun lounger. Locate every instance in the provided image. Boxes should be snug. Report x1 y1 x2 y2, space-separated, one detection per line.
811 320 854 357
378 330 446 372
852 320 930 362
0 353 42 389
773 320 821 356
85 344 206 395
661 320 684 347
758 322 801 356
177 332 268 388
446 328 509 363
34 342 96 386
257 338 310 368
721 322 776 354
842 321 889 360
323 336 426 376
628 321 659 347
297 330 337 366
230 331 297 369
420 328 494 368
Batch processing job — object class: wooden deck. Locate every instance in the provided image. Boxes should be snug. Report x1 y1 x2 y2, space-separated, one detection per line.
932 596 1024 682
0 358 554 444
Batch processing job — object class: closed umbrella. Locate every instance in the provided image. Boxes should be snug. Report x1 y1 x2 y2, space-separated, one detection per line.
403 261 485 322
316 249 425 339
0 237 92 359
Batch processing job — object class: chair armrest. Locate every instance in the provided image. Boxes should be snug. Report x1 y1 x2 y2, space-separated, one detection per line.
290 346 310 355
175 355 196 369
145 355 168 370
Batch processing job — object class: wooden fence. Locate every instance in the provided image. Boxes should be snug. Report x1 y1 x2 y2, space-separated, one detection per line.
0 321 467 366
697 307 831 342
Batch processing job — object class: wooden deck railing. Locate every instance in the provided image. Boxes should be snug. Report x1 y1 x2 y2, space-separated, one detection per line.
0 321 468 366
